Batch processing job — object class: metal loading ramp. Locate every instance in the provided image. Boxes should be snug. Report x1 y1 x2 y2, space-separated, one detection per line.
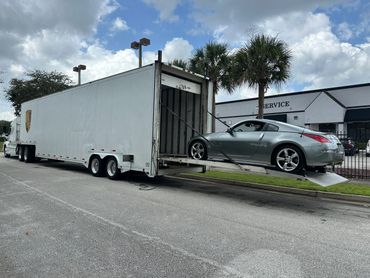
160 156 348 187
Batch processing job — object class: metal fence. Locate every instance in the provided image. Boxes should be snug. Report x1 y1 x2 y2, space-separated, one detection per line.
332 133 369 179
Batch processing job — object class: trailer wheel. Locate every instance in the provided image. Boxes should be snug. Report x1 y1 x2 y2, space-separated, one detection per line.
89 156 105 177
273 145 305 174
24 146 35 163
106 157 120 180
188 140 208 160
18 146 24 161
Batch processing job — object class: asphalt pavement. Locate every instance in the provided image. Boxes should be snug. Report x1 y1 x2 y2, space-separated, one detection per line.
1 156 370 278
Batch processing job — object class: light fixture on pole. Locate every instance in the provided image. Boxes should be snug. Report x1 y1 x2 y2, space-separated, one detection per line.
130 37 151 68
73 64 86 85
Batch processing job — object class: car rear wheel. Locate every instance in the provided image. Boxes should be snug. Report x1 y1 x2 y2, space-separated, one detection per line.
274 145 304 174
106 157 120 180
189 140 207 160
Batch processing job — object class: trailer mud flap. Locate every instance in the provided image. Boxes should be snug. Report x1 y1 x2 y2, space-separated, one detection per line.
304 171 348 187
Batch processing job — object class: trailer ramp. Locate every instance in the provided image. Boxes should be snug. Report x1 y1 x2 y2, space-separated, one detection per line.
160 157 348 187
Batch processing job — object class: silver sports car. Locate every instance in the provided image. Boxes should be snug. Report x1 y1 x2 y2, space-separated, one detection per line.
188 119 344 174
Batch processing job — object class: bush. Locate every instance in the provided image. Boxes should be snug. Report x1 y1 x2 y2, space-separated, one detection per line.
0 137 5 142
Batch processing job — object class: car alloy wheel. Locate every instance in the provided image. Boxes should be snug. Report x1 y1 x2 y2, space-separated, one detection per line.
190 141 207 160
276 147 301 172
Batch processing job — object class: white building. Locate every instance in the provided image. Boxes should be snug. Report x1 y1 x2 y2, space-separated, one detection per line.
216 83 370 139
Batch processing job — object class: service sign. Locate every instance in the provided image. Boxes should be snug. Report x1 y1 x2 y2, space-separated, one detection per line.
161 73 201 94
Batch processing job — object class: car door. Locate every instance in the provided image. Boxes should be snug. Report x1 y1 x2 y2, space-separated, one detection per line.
218 121 266 162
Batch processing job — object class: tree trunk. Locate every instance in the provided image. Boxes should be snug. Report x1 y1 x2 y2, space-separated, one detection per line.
257 83 265 119
212 82 217 132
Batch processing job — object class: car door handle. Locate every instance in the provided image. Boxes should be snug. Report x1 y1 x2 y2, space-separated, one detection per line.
259 133 264 141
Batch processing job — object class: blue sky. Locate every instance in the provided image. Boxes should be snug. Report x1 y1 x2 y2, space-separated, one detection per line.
1 0 370 120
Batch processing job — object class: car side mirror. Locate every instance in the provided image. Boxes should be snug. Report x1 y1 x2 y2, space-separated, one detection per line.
226 128 233 135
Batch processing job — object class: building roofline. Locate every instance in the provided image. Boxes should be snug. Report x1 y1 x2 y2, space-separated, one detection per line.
216 82 370 105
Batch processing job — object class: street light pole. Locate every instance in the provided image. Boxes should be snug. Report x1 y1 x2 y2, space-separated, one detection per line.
73 64 86 85
131 38 151 68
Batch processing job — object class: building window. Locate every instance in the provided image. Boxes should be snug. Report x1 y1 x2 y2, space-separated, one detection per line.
318 123 336 133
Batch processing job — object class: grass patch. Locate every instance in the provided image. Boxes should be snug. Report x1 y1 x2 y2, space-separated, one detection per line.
0 142 3 152
186 170 370 197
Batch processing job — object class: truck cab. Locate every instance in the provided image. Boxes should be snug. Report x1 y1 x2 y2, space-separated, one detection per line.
3 117 20 157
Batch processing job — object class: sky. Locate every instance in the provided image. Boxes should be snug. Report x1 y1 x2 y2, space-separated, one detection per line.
0 0 370 121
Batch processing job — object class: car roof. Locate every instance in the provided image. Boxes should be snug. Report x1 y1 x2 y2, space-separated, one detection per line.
232 119 306 133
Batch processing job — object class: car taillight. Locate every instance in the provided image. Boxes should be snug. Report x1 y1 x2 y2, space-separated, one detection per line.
303 133 330 143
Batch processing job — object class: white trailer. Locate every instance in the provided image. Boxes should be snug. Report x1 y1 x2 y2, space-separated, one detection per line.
15 61 213 179
6 60 347 186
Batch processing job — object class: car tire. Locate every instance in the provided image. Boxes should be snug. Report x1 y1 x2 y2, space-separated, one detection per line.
18 146 24 161
89 156 105 177
106 157 120 180
188 140 208 160
274 145 305 174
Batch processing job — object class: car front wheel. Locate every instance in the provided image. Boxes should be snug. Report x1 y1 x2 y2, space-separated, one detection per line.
274 145 304 174
189 140 208 160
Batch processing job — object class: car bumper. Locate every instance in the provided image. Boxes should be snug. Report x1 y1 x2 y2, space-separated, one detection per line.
306 147 344 166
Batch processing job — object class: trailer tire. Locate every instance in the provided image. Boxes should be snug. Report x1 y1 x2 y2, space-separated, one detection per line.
273 144 305 174
106 157 120 180
18 146 24 161
89 156 105 177
188 140 208 160
24 146 35 163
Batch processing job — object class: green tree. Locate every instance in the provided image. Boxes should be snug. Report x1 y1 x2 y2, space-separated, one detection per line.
5 70 72 116
233 34 291 118
170 59 188 70
189 42 235 131
0 120 11 135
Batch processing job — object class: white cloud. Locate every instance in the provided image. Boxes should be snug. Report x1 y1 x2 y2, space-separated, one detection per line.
191 0 344 44
142 0 181 22
111 17 129 32
337 22 353 41
161 37 194 62
260 11 370 90
0 0 119 115
143 29 154 36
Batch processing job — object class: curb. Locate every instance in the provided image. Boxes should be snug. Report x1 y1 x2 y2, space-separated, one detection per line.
174 174 370 205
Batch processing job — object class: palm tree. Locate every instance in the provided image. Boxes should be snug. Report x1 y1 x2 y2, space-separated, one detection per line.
189 42 235 131
233 34 291 118
170 59 188 70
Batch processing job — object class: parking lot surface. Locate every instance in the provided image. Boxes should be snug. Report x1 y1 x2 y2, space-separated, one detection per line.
1 156 370 278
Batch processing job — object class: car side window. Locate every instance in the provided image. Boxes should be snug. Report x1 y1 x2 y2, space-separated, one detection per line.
233 121 265 133
264 124 279 132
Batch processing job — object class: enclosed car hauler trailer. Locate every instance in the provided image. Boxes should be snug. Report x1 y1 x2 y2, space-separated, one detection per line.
16 62 213 179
